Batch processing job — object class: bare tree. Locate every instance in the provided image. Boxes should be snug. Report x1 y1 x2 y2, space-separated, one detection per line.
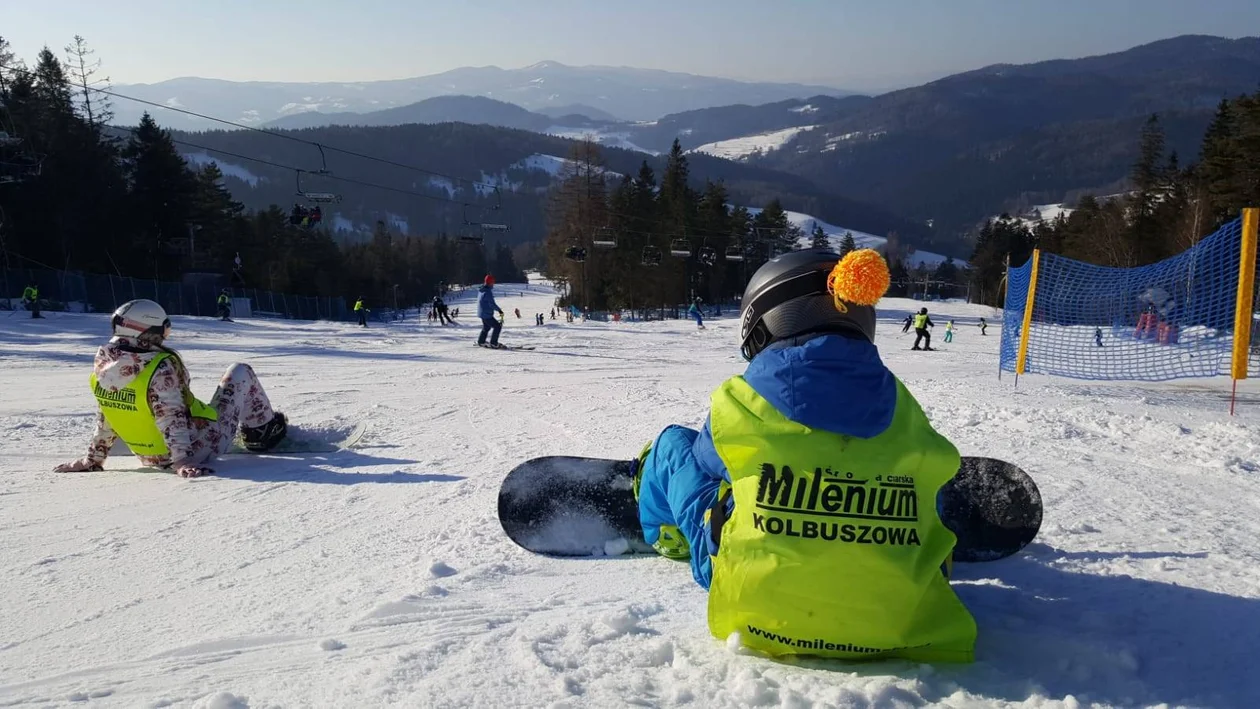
64 35 112 128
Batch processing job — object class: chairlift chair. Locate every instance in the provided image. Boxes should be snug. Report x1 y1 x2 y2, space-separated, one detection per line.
592 227 617 249
458 234 485 246
641 245 663 266
564 246 588 263
669 238 691 257
725 245 744 262
295 170 342 204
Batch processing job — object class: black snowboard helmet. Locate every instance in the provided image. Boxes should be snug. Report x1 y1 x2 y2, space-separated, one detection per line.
739 249 878 360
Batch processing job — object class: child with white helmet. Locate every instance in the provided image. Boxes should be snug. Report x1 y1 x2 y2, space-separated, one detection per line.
53 299 287 478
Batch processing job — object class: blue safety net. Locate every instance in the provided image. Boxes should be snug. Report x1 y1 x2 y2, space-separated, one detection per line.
1000 218 1247 381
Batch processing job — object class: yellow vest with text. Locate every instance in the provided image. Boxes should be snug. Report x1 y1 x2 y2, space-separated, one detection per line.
913 313 929 329
89 353 218 457
706 376 977 663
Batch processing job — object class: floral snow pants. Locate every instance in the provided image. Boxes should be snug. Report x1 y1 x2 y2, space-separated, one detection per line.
197 363 276 455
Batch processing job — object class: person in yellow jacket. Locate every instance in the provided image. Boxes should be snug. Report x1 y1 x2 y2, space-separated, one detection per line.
630 248 976 663
52 299 288 478
22 282 42 319
354 296 367 328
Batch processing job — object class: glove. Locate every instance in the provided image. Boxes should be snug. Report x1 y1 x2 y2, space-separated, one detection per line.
176 464 215 479
53 458 103 473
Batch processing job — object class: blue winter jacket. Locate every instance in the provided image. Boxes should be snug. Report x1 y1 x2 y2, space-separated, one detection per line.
638 331 899 587
477 285 500 319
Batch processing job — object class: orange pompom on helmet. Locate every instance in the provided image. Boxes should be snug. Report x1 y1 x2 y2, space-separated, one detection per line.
739 247 890 360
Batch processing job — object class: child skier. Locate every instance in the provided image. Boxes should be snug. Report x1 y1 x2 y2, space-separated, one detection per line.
944 320 954 343
630 249 976 662
51 299 288 478
978 317 988 336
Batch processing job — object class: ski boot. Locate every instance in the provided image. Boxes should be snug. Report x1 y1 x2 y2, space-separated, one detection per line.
241 412 288 452
629 439 691 561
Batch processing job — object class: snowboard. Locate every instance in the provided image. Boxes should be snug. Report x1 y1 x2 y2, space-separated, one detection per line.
112 421 368 456
498 455 1041 563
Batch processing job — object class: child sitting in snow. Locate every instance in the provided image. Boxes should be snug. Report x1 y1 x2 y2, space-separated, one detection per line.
52 299 288 479
630 248 976 662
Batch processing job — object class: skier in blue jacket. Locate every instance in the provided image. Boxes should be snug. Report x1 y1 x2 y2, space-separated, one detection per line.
476 275 505 348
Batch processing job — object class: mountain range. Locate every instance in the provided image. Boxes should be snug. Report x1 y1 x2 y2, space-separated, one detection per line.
113 61 849 130
150 34 1260 259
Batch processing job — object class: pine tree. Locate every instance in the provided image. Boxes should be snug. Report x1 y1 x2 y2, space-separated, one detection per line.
839 231 857 256
1126 114 1168 265
809 223 830 250
124 113 198 279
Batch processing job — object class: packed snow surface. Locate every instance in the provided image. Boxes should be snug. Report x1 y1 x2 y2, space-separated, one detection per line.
3 280 1260 707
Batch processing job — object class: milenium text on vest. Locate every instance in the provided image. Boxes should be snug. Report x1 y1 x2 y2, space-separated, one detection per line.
93 383 138 411
752 463 922 546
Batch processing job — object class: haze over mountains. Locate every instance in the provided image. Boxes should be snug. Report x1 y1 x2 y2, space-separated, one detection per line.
113 61 849 130
128 34 1260 259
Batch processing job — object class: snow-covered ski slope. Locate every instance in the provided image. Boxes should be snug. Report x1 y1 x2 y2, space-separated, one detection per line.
4 281 1260 708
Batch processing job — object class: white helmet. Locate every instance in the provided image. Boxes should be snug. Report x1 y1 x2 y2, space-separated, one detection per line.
111 299 170 339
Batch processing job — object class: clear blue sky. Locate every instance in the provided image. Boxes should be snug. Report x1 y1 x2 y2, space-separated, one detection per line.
5 0 1258 90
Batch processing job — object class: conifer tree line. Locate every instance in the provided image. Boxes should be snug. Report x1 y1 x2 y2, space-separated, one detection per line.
543 138 968 312
968 92 1260 307
0 38 525 314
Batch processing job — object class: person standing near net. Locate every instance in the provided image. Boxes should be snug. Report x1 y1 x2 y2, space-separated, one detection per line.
354 296 367 327
912 307 935 351
1095 327 1103 347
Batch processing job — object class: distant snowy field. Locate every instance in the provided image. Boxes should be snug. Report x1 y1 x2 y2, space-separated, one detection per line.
688 126 818 161
4 281 1260 707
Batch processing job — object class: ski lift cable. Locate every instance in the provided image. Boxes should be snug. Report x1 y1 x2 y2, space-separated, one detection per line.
0 62 507 195
170 137 467 206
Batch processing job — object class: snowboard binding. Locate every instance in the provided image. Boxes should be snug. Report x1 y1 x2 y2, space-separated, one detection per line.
241 412 288 452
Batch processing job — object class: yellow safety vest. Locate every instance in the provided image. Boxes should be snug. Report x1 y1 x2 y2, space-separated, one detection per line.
23 286 37 300
913 313 929 329
354 300 364 312
89 353 217 457
706 376 976 663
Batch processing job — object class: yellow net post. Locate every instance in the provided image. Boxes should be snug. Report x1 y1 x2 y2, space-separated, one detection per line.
1230 208 1259 414
1014 249 1041 383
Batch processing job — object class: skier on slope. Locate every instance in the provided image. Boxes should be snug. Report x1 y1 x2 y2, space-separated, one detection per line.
476 274 505 348
688 299 706 330
978 317 988 336
912 307 935 351
51 299 288 479
354 296 367 327
901 313 913 334
627 249 976 662
22 281 42 319
944 320 954 343
216 289 232 321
